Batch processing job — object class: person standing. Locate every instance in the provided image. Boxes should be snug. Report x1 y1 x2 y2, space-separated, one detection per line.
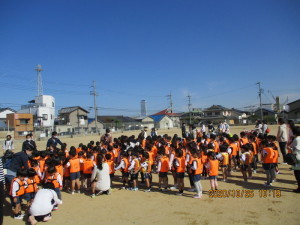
2 135 14 154
22 134 37 152
181 123 187 138
46 132 63 150
0 158 5 225
277 118 288 164
100 129 112 144
288 126 300 193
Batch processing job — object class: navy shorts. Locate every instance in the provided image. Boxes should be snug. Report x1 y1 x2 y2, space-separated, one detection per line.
241 164 248 171
159 172 168 178
263 163 274 171
192 174 201 182
209 176 217 180
84 173 92 179
131 173 138 180
70 172 81 180
24 192 36 201
176 172 185 179
11 195 24 206
221 165 228 168
143 173 151 179
110 173 115 179
122 172 130 178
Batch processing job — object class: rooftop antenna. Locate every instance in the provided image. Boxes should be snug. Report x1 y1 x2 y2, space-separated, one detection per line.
35 64 43 96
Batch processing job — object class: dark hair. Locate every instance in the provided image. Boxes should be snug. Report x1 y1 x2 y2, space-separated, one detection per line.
17 168 28 177
278 118 285 124
240 132 246 137
175 148 183 157
241 144 250 152
219 144 228 152
27 168 37 177
47 166 57 174
52 131 58 136
96 154 103 170
43 182 55 190
105 153 112 160
207 151 216 159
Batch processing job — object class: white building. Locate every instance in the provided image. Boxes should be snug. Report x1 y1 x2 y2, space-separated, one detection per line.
18 95 55 129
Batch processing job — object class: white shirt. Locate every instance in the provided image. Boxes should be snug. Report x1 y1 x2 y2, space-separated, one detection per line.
29 189 62 216
2 140 14 151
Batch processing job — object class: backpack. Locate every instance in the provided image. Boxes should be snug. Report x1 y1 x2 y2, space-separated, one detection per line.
285 153 297 166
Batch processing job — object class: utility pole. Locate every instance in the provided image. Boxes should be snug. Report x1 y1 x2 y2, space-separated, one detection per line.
166 91 173 113
187 94 192 125
35 64 43 96
257 82 263 121
90 81 99 134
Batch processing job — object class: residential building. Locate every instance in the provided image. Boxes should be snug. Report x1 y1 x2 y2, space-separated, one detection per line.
6 113 34 139
98 115 140 131
149 115 174 129
287 99 300 122
152 109 181 127
134 116 155 130
0 108 16 123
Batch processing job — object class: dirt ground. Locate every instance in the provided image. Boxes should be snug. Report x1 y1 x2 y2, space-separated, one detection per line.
3 125 299 225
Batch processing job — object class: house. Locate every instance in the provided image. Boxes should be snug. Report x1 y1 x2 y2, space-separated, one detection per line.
149 115 174 129
6 113 34 139
253 108 276 123
134 116 155 130
152 108 181 127
180 108 204 125
201 105 236 125
57 106 89 134
287 99 300 122
87 118 104 133
0 108 16 122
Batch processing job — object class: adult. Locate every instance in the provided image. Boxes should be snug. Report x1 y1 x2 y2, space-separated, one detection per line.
2 135 14 154
0 159 4 225
46 132 63 150
287 120 296 146
5 147 33 188
100 129 112 144
201 123 206 136
22 133 37 152
262 120 268 138
28 182 62 225
288 126 300 193
90 154 110 197
150 128 157 137
181 123 187 138
255 120 263 134
277 118 288 164
224 121 230 134
207 122 215 134
217 121 225 134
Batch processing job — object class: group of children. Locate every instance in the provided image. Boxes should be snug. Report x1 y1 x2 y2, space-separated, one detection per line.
7 129 283 220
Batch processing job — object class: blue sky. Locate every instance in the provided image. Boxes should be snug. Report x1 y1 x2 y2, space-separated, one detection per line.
1 0 299 116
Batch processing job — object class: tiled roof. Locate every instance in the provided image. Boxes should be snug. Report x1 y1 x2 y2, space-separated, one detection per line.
59 106 89 114
153 108 180 116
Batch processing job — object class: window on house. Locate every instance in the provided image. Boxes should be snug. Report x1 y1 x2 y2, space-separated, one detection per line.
52 102 55 107
207 112 212 116
43 114 48 120
215 112 220 116
19 119 29 124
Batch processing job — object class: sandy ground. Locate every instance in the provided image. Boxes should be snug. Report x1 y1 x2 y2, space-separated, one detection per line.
3 125 299 225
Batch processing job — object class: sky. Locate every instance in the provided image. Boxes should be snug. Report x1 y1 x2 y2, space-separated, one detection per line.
0 0 300 117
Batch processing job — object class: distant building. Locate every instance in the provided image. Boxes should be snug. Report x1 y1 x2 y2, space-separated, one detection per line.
98 115 140 131
18 95 55 131
6 113 34 139
0 108 16 123
134 116 155 130
57 106 89 134
180 108 204 125
287 99 300 121
87 118 104 133
149 115 174 129
152 108 181 127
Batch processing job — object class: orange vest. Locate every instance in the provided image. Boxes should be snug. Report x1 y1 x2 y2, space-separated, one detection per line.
69 158 80 173
221 152 229 165
122 158 129 173
230 143 238 156
213 140 220 152
272 150 279 163
56 165 64 178
45 173 60 188
192 158 203 175
263 147 274 164
175 157 186 173
133 158 140 173
209 159 219 176
160 156 170 172
39 159 46 173
107 160 115 174
10 178 25 196
251 142 258 155
83 159 94 174
25 177 38 193
240 137 249 145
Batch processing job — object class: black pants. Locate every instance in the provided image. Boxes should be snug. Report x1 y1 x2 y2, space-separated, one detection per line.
0 181 4 225
279 142 287 162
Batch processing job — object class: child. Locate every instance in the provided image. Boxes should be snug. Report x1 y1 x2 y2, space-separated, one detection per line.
105 153 115 187
173 148 186 196
157 150 169 192
141 152 152 192
219 144 229 181
206 152 219 190
261 140 275 187
128 152 141 191
24 168 39 207
240 145 251 182
190 149 203 199
66 148 82 194
82 151 95 191
114 151 130 189
10 168 27 219
45 166 62 210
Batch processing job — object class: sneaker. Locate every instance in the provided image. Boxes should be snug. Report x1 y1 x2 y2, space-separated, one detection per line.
96 191 103 196
144 189 151 192
71 191 75 195
131 188 138 191
253 170 257 174
281 162 287 165
170 186 177 190
187 188 195 192
264 182 272 187
14 214 24 220
120 186 126 190
90 194 95 198
193 195 201 199
272 179 277 183
222 179 227 182
77 190 81 194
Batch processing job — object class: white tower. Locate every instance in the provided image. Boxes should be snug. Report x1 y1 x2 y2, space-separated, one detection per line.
141 100 147 117
35 64 43 96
